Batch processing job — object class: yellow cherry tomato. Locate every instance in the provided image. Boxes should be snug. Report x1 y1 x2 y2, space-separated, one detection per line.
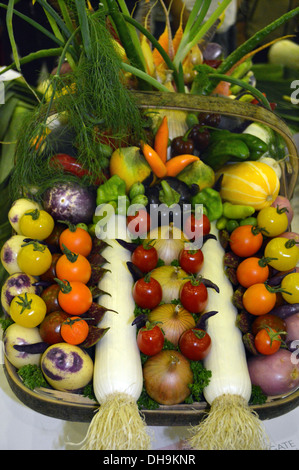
10 292 47 327
264 237 299 272
19 209 54 240
257 206 289 237
17 241 52 276
281 273 299 304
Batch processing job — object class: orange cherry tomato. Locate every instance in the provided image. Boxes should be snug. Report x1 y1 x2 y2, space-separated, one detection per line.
55 248 91 284
254 327 283 355
242 282 276 316
57 280 93 315
60 316 89 345
59 226 92 257
229 225 264 257
236 257 270 288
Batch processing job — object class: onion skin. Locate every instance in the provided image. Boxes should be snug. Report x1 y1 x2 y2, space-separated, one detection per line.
248 349 299 396
150 265 188 303
148 304 195 346
143 350 193 405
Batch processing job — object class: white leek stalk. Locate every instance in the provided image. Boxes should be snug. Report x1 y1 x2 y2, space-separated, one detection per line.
188 222 269 450
81 215 150 450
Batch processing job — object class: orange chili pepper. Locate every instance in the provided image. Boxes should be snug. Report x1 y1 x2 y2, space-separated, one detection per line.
140 141 167 178
165 154 200 177
154 116 169 163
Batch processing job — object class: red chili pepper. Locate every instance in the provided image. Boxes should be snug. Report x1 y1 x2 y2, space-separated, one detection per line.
50 154 104 184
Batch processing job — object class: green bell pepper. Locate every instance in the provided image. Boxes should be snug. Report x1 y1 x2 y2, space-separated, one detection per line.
96 175 126 206
191 187 223 221
201 138 250 171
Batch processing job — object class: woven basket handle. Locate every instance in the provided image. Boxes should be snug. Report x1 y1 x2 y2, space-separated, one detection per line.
134 91 298 200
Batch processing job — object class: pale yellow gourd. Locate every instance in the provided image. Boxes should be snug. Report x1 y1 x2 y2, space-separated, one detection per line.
188 222 270 450
81 215 150 450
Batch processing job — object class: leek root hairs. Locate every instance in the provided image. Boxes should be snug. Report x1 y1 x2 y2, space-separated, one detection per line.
187 394 270 450
80 393 151 450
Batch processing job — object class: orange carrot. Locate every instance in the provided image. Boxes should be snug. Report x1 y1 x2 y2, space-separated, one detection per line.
154 116 169 163
165 155 199 177
140 141 167 178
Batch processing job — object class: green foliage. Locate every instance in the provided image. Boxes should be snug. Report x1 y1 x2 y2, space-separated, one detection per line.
9 10 146 201
249 385 267 405
185 361 212 403
17 364 48 390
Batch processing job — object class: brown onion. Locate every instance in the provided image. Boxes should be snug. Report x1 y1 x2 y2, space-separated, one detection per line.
147 225 187 265
150 265 188 303
143 350 193 405
148 303 195 346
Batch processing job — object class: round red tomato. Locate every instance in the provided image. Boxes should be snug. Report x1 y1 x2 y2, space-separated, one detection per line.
41 284 61 314
180 278 208 314
131 243 158 273
229 225 264 257
178 248 204 274
39 310 69 344
60 316 89 345
184 213 210 241
127 209 151 237
179 328 211 360
251 313 287 337
137 323 164 356
132 274 162 309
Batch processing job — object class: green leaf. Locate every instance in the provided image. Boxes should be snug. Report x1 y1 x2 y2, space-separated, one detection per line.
6 0 21 71
75 0 92 60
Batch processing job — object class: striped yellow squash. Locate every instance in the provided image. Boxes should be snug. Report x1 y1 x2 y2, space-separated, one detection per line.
216 161 280 210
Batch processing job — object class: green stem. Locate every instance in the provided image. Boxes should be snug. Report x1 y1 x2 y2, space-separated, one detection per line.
208 72 272 110
174 0 232 67
36 0 73 40
203 6 299 94
75 0 92 60
0 47 64 76
0 2 64 47
105 0 151 91
6 0 21 71
121 62 170 93
123 14 183 92
117 0 147 71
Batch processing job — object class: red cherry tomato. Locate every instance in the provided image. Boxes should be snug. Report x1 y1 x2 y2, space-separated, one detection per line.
57 280 93 315
131 243 159 273
180 278 208 314
179 328 211 360
254 327 283 355
229 225 264 257
39 310 70 344
178 248 204 274
60 316 90 345
184 213 210 241
127 209 151 237
137 323 165 356
251 314 287 337
132 274 162 309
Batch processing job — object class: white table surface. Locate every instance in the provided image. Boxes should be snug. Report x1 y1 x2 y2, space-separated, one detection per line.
1 136 299 451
